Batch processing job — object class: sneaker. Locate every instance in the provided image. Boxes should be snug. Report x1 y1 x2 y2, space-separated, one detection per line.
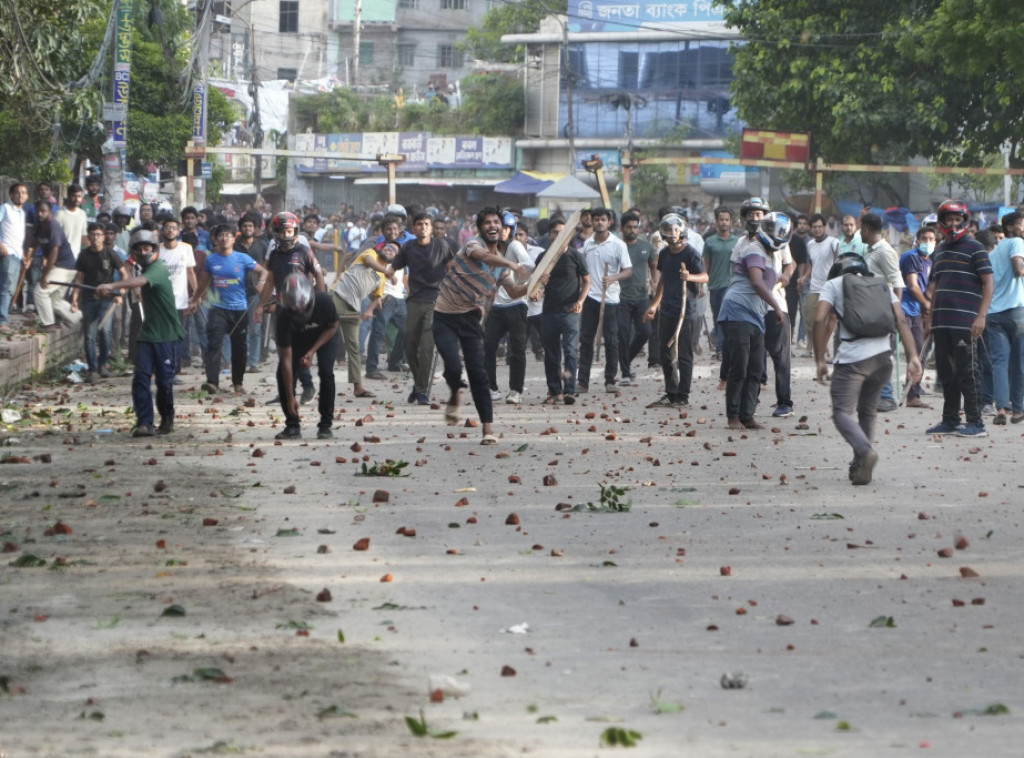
132 424 156 438
490 389 502 402
300 386 316 405
619 377 631 387
605 383 619 393
366 370 387 380
647 395 675 408
316 427 333 440
415 392 430 405
84 371 96 384
233 384 246 394
577 383 588 394
408 390 418 404
672 398 690 408
925 421 959 435
505 390 522 405
956 422 988 438
157 418 174 435
98 366 111 378
201 382 219 394
772 404 794 418
981 403 996 415
851 450 879 486
876 397 898 413
275 426 301 440
247 364 260 373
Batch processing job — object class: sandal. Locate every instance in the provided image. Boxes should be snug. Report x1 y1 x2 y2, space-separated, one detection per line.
1012 413 1024 424
994 411 1008 426
905 399 932 409
444 403 460 426
480 433 498 445
542 395 563 405
354 389 376 398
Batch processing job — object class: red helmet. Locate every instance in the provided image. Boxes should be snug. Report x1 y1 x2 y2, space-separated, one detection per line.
271 211 300 250
937 199 970 242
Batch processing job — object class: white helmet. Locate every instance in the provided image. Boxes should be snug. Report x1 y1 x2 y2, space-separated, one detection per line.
658 213 687 243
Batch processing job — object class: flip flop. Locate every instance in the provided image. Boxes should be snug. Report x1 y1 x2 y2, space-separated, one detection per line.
444 403 460 426
354 389 376 398
480 434 498 445
905 399 932 409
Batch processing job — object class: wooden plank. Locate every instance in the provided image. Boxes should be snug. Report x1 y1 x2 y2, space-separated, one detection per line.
526 209 582 298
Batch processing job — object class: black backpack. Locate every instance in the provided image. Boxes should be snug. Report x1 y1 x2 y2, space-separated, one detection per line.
838 272 895 339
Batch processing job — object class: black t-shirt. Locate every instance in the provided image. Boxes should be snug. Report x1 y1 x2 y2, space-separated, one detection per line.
266 241 318 296
75 246 120 300
787 235 807 292
276 292 338 353
656 244 704 319
392 238 455 303
538 249 588 315
236 236 268 297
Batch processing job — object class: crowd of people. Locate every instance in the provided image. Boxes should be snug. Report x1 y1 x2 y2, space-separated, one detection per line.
0 182 1017 486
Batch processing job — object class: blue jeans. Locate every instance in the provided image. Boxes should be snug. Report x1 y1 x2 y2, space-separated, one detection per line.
133 341 176 428
984 307 1024 413
366 296 406 373
709 287 726 353
541 311 580 396
189 302 209 361
247 303 262 366
432 310 493 424
0 254 22 326
81 299 115 372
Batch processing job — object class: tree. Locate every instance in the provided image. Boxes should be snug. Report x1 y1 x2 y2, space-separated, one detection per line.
462 0 567 63
721 0 1024 168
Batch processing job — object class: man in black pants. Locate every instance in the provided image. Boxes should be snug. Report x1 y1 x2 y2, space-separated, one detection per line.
274 273 339 440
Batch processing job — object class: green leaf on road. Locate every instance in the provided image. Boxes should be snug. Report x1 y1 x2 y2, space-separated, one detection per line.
869 615 896 628
10 554 46 567
161 604 186 617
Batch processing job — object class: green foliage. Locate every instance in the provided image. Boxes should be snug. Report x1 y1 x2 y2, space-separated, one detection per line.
630 162 669 212
584 483 632 512
600 727 643 747
723 0 1024 167
294 73 523 137
356 460 409 477
462 0 567 63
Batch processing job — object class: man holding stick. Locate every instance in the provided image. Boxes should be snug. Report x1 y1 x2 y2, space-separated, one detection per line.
577 208 632 393
644 213 707 408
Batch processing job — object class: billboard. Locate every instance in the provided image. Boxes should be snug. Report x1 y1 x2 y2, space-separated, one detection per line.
295 133 513 173
569 0 728 33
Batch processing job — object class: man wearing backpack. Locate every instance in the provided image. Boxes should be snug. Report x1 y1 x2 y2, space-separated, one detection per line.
860 213 903 412
814 253 921 485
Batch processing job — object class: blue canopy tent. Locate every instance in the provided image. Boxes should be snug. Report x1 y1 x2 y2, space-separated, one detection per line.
495 170 558 195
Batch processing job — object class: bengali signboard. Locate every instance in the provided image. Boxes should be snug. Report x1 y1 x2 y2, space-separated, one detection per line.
112 0 133 148
569 0 728 32
192 81 208 148
295 133 511 173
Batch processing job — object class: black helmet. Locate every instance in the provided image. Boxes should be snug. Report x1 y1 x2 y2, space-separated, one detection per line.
129 229 159 267
279 272 314 315
740 197 771 235
827 251 871 280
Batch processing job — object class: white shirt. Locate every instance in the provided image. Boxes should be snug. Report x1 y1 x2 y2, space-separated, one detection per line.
806 236 840 294
0 202 26 260
771 244 795 312
582 234 632 305
159 242 196 310
493 239 534 308
57 207 88 258
819 275 898 363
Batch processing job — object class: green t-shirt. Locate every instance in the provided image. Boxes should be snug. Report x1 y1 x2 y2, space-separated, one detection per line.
620 238 655 300
138 261 186 344
703 233 738 291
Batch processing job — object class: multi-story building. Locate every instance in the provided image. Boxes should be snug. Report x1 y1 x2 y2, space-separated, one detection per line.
214 0 488 92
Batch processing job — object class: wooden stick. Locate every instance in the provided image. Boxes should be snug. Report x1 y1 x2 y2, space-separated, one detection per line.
11 260 29 309
901 335 931 406
594 262 609 361
667 264 689 366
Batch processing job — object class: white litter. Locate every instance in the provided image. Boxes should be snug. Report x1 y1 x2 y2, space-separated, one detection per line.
428 675 471 698
1 409 21 424
500 622 530 634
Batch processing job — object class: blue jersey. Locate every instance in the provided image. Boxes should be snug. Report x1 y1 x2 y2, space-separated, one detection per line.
205 251 257 311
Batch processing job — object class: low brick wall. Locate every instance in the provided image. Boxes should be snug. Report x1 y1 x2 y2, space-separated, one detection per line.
0 325 83 393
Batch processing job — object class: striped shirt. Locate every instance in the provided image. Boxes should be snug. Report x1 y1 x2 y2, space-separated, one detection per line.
434 238 513 315
930 236 991 331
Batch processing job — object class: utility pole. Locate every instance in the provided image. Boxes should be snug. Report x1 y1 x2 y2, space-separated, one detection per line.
352 0 362 87
561 15 576 176
251 22 263 203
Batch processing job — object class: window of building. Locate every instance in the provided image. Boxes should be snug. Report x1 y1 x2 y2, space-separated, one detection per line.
279 1 298 33
397 44 416 67
359 41 375 65
277 67 298 82
398 0 418 8
441 0 466 9
437 44 464 69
